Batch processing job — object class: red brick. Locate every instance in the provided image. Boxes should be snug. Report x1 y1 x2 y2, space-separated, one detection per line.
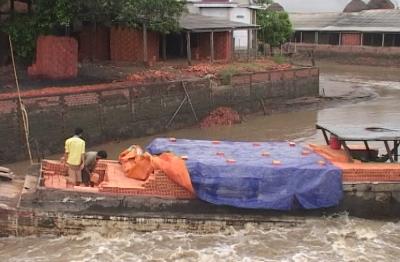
110 26 159 63
78 25 110 61
28 36 78 80
252 72 270 83
341 33 361 46
270 71 283 81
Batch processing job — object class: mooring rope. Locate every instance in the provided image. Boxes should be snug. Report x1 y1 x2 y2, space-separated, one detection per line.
9 35 33 165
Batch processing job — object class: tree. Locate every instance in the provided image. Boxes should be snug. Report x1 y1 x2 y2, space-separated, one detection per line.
115 0 186 34
2 0 186 61
253 0 273 5
257 10 292 55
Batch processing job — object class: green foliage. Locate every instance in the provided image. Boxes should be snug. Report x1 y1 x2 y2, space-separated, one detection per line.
257 10 293 48
2 0 186 61
2 14 42 62
253 0 273 5
115 0 186 33
272 54 286 64
219 66 238 85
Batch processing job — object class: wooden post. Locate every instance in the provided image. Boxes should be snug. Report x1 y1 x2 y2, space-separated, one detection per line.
315 31 319 44
186 31 192 66
247 29 251 61
382 33 385 47
360 33 364 46
300 32 303 43
339 32 342 46
162 34 167 61
210 31 214 63
231 30 235 61
143 24 148 64
254 29 258 59
27 0 32 13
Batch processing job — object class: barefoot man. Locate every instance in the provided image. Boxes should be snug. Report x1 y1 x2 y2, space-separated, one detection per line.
63 128 85 187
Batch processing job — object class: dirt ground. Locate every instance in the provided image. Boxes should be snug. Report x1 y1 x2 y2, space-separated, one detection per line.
0 58 291 92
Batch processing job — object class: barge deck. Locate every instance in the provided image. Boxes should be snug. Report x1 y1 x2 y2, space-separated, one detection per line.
1 163 400 237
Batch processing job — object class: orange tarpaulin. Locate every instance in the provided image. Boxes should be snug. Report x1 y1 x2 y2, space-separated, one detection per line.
118 145 195 194
152 152 195 194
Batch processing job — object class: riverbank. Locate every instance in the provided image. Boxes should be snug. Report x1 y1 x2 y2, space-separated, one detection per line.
4 61 395 175
0 66 319 164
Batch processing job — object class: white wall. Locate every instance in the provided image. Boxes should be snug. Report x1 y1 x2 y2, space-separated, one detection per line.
230 7 252 49
199 8 230 20
199 7 253 49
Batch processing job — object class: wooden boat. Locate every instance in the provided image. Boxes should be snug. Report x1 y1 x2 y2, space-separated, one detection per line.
1 123 400 237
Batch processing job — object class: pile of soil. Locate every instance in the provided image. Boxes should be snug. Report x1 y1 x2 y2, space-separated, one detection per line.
200 107 241 128
126 70 176 83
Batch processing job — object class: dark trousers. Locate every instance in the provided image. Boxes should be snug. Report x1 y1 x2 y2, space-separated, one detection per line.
81 168 91 186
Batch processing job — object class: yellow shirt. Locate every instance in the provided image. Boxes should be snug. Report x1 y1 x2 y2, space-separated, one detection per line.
65 136 85 166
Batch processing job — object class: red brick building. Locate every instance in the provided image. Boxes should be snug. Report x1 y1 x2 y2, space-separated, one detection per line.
78 13 258 65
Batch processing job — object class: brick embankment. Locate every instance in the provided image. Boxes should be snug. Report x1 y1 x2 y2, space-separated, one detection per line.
288 43 400 67
0 67 319 163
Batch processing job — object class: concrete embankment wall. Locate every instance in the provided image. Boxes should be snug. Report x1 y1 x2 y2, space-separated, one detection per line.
0 67 319 163
288 43 400 67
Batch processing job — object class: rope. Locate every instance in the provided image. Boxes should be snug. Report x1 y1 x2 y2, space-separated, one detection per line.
9 35 33 165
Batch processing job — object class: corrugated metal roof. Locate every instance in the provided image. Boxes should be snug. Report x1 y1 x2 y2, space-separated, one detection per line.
290 9 400 33
180 14 258 32
290 12 344 31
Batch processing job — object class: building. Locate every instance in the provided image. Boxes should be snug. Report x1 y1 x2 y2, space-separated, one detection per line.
186 0 261 49
103 13 258 65
290 9 400 48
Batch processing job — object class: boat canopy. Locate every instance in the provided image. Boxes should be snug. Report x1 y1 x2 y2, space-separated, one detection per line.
316 123 400 141
316 124 400 163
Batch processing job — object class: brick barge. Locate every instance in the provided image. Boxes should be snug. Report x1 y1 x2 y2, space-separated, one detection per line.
2 124 400 237
1 163 400 238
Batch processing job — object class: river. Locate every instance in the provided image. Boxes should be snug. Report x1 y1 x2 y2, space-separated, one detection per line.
1 63 400 261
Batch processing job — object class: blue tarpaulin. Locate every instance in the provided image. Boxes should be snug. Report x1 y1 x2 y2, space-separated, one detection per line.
147 138 343 211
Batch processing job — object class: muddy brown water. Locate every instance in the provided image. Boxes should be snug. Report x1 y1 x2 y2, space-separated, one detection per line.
2 63 400 261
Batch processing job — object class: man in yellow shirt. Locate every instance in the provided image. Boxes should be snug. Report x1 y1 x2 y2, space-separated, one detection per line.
64 128 85 186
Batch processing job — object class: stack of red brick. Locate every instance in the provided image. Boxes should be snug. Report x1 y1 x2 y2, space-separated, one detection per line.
78 25 110 61
110 26 159 64
341 33 361 46
100 170 196 199
192 32 232 61
214 32 232 60
28 36 78 79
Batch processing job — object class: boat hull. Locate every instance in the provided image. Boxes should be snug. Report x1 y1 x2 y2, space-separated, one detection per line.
1 164 400 237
